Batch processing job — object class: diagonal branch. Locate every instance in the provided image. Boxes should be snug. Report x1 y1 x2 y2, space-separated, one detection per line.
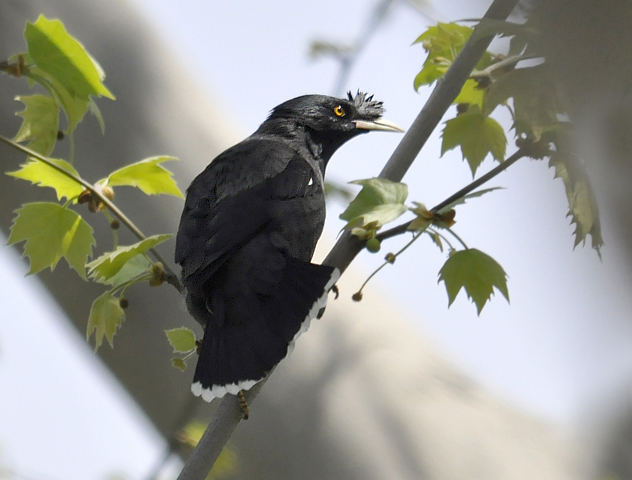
175 0 520 478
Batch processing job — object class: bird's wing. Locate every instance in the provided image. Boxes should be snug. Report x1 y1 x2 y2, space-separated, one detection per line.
175 138 316 286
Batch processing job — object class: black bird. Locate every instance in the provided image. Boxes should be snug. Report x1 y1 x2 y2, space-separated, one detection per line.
175 92 402 403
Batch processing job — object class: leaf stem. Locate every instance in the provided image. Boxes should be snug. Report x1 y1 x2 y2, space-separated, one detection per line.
445 227 469 250
376 146 528 242
470 53 540 80
0 134 183 292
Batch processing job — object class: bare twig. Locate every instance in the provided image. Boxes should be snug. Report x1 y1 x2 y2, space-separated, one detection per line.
175 1 520 479
470 53 539 79
0 134 183 291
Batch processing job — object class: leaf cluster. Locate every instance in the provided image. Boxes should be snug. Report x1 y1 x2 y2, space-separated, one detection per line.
2 16 183 351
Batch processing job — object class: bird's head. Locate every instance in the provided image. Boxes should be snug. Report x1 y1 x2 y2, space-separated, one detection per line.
258 91 403 163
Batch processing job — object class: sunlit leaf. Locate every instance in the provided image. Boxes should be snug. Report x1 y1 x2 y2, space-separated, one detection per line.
438 248 509 315
8 202 94 279
13 94 59 156
6 157 84 201
93 254 150 288
413 22 494 94
28 67 90 134
441 107 506 175
340 178 408 229
26 15 114 100
87 290 125 351
166 327 197 353
87 234 173 281
104 156 184 198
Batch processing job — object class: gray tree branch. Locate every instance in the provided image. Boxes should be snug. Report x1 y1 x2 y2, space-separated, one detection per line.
176 0 520 478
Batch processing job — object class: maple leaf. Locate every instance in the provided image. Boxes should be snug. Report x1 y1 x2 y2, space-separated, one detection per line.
6 157 84 202
104 156 184 198
26 15 114 100
87 291 125 351
166 327 197 353
340 178 408 231
13 94 59 156
8 202 95 279
438 248 509 315
87 234 173 281
442 107 506 175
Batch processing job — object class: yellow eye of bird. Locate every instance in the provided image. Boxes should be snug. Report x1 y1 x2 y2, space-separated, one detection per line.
334 105 346 117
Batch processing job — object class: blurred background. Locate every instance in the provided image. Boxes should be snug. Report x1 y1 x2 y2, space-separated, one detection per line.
1 0 631 478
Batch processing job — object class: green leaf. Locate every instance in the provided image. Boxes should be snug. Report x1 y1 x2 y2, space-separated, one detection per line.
166 327 197 353
407 202 433 232
87 234 173 281
8 202 95 279
438 248 509 315
93 254 150 288
104 156 184 198
6 157 84 202
87 290 125 351
340 178 408 229
13 95 59 156
549 152 603 255
436 187 504 214
454 79 485 107
441 108 506 176
413 22 494 93
25 15 115 100
172 358 188 372
28 67 90 134
484 65 562 135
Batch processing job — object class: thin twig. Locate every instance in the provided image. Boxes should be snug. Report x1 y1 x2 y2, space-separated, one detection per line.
0 134 183 291
470 53 539 79
376 147 528 242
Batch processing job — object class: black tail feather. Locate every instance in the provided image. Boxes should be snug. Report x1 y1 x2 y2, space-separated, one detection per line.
191 258 339 401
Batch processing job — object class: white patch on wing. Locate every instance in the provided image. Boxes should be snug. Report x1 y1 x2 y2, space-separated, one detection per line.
287 267 341 354
307 176 314 186
192 378 259 403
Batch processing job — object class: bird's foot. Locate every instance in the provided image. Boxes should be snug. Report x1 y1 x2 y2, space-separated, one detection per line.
237 390 249 420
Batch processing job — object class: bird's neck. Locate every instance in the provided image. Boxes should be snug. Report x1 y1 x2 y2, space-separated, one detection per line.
255 120 348 172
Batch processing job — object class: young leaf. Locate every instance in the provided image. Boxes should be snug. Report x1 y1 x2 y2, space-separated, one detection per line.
453 79 485 107
441 107 506 176
87 234 173 281
172 358 188 372
25 15 115 100
413 23 494 93
166 327 197 353
104 156 184 198
93 254 150 288
13 94 59 156
6 157 84 202
407 202 433 232
87 290 125 351
340 178 408 229
438 248 509 315
549 152 603 255
8 202 95 279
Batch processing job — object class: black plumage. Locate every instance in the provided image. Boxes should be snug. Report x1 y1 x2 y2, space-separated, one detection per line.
175 92 402 401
